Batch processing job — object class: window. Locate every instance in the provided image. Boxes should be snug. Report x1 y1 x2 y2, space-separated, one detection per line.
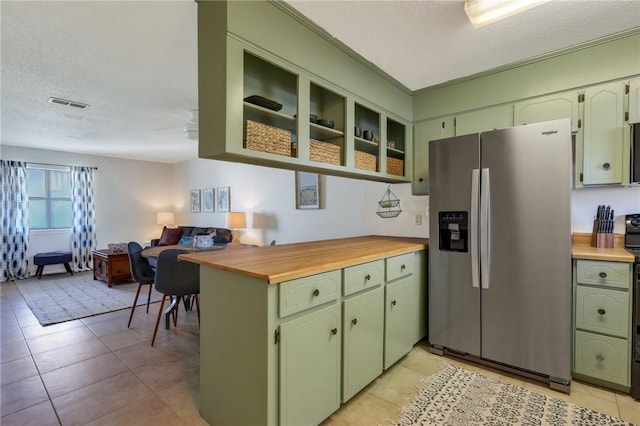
27 167 72 229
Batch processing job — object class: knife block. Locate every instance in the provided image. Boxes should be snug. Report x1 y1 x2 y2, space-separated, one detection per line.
595 232 614 248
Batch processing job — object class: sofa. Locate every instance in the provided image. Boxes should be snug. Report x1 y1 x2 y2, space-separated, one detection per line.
151 226 233 246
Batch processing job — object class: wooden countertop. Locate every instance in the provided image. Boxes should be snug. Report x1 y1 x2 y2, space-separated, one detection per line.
179 235 428 284
571 233 634 263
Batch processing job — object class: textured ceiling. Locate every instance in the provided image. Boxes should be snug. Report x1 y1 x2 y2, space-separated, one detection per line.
1 1 639 164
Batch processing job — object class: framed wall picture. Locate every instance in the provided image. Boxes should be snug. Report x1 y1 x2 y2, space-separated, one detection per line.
190 189 201 213
203 188 215 212
296 171 319 209
216 187 230 212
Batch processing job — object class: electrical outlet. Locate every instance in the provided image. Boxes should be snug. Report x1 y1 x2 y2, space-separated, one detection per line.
415 214 422 226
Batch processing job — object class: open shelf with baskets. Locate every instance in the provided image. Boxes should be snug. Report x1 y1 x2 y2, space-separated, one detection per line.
308 83 345 166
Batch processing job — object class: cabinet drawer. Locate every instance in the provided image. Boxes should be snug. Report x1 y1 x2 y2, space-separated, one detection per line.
343 260 383 296
386 253 414 282
574 330 630 386
575 260 631 289
280 270 341 318
576 286 629 338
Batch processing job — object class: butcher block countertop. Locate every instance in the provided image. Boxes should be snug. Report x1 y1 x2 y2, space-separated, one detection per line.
571 233 634 263
179 235 428 284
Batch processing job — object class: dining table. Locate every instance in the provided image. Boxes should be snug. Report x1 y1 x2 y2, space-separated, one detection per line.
141 242 256 329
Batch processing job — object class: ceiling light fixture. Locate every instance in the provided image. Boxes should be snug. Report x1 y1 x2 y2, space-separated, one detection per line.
464 0 551 28
48 96 89 109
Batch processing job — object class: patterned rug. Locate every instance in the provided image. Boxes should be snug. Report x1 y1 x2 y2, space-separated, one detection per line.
394 364 633 426
15 272 162 326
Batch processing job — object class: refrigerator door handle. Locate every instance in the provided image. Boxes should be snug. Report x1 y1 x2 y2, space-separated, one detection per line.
480 168 490 289
471 169 480 288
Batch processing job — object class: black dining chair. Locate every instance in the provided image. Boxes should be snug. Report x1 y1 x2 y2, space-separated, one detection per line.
127 241 156 328
151 249 200 346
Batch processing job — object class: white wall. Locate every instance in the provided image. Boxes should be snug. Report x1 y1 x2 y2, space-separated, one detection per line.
2 146 176 275
171 158 428 246
572 186 640 234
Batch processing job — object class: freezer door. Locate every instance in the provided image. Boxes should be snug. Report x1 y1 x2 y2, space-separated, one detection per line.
480 119 572 382
429 134 481 356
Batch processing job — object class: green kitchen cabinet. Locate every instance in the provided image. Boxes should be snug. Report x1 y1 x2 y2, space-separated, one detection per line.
280 303 341 426
514 90 580 133
342 286 384 401
412 117 454 195
454 104 514 136
629 77 640 123
581 81 626 185
198 2 413 183
573 259 633 391
384 276 414 369
384 252 417 369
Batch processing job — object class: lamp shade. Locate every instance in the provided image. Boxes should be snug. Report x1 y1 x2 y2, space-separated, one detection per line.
226 211 247 229
157 211 175 226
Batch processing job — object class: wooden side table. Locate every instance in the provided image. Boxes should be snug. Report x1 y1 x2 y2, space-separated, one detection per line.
92 249 132 287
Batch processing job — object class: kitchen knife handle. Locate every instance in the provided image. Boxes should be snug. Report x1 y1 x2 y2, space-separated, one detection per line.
480 168 490 290
471 169 480 289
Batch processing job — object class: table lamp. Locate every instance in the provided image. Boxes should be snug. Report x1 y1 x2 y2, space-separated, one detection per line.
157 211 175 227
226 211 247 243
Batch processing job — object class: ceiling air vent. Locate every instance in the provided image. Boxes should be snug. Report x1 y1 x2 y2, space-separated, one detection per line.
48 97 89 109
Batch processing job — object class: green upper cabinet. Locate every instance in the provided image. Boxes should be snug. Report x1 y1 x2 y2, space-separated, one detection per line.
582 81 627 185
412 117 454 195
197 1 413 183
629 77 640 123
514 90 580 133
454 104 514 136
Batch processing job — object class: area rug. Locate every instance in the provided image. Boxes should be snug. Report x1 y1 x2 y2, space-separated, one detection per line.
394 364 632 426
15 272 163 326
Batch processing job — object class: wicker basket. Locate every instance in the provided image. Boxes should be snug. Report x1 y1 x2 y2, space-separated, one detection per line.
243 120 292 157
354 151 376 171
310 140 341 165
387 157 404 176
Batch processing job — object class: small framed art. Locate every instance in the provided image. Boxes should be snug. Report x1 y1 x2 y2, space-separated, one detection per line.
216 187 230 212
190 189 201 213
296 171 319 209
203 188 215 213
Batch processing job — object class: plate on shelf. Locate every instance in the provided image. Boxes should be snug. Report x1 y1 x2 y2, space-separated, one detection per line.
243 95 283 112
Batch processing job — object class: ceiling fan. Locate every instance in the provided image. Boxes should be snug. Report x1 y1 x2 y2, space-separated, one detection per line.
154 109 199 140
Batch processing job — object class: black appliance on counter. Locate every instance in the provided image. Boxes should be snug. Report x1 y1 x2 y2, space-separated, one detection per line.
626 213 640 400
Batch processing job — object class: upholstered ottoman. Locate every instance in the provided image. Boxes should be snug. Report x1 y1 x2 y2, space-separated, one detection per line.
33 251 73 279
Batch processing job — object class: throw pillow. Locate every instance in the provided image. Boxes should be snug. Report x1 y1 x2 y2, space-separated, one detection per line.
178 235 194 246
158 226 183 246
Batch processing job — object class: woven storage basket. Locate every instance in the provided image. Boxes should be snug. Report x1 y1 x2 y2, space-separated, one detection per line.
387 157 404 176
354 150 376 171
310 140 341 165
243 120 292 157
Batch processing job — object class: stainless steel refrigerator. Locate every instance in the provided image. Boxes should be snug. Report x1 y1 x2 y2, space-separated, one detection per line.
428 118 573 391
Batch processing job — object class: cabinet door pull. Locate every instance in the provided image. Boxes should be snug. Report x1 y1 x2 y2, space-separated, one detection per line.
598 272 607 278
364 274 371 281
391 300 397 306
331 328 338 335
312 289 320 297
400 264 406 271
351 318 358 325
603 162 611 170
596 354 605 362
597 308 606 315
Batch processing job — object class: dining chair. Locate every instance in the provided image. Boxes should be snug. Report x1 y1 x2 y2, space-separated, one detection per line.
152 249 200 346
127 241 156 328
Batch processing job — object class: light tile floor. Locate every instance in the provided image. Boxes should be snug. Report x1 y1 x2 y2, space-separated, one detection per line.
2 277 639 425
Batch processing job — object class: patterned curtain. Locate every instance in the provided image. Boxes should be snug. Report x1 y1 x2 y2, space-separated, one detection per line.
0 160 29 281
71 166 96 271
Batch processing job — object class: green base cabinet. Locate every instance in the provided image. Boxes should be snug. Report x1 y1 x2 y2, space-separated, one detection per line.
573 259 633 392
199 250 426 426
280 303 341 426
342 286 384 401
